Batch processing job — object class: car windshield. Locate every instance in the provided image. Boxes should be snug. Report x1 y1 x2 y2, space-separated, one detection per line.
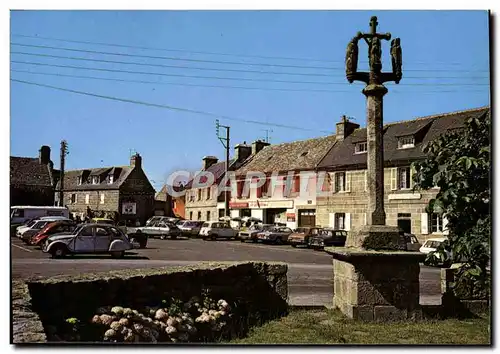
25 219 38 227
72 225 85 235
249 225 262 231
295 228 308 234
202 223 209 228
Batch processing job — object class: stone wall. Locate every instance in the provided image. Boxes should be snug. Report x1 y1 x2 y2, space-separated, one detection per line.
316 168 442 243
65 190 120 216
12 261 288 343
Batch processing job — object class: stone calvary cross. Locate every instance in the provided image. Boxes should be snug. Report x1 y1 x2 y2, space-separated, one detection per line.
345 16 402 229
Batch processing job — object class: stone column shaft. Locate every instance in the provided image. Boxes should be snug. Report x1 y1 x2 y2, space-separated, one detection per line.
363 84 388 226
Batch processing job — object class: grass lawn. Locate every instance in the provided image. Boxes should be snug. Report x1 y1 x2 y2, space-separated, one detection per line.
230 309 490 345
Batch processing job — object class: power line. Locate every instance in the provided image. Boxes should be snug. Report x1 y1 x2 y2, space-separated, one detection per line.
10 78 333 133
11 43 342 70
11 51 490 80
11 33 481 67
11 69 489 94
11 42 489 73
11 60 490 87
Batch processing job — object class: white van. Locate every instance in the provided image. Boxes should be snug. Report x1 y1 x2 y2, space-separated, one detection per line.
10 206 69 225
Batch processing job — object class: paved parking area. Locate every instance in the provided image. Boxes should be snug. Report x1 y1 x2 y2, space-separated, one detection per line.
11 237 442 306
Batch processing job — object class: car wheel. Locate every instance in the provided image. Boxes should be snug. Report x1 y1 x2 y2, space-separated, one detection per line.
111 251 125 258
160 235 166 240
50 245 66 259
202 236 208 241
291 244 297 248
210 234 217 241
240 239 245 243
171 235 177 240
275 237 283 245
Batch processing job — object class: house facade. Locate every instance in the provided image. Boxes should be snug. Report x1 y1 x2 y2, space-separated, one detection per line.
10 145 58 206
55 153 155 224
230 136 337 229
184 141 256 222
315 107 490 242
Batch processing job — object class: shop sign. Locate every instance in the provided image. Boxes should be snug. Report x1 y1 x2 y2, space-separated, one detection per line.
248 200 294 209
229 202 249 209
122 202 136 215
286 213 296 222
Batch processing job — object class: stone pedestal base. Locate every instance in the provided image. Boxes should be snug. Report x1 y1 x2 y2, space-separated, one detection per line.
325 248 426 322
345 225 402 250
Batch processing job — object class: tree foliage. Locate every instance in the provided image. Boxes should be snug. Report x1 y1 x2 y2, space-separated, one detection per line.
412 110 491 298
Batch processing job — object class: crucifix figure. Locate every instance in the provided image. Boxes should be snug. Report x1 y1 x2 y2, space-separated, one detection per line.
344 16 403 235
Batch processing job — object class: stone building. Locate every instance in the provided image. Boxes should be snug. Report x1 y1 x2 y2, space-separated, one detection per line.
230 136 337 229
315 107 490 242
10 145 58 206
184 141 255 222
55 153 155 225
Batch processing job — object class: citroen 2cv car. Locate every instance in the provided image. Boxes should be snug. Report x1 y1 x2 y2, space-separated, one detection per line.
43 223 137 259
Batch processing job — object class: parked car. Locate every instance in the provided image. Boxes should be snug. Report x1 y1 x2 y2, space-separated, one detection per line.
30 220 77 247
178 221 204 237
309 229 348 249
200 221 238 241
419 237 452 267
129 221 181 240
90 218 115 225
256 227 293 245
402 233 422 251
288 227 322 248
11 205 69 225
17 217 72 244
239 224 274 243
43 223 137 259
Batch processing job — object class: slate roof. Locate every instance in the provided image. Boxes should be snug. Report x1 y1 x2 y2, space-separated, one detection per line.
318 106 490 169
10 157 54 187
235 135 337 175
55 166 134 191
184 159 236 189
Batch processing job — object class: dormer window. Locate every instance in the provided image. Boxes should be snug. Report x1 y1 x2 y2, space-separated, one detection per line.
107 175 114 184
355 142 367 154
77 176 82 185
92 176 100 185
398 135 415 149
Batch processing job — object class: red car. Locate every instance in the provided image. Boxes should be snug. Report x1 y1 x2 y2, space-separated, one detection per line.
30 221 76 247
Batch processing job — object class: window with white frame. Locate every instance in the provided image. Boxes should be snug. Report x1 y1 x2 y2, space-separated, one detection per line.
92 176 99 185
107 175 114 184
197 189 202 201
335 172 346 192
77 176 82 185
335 213 346 230
398 167 411 189
355 142 367 154
71 194 77 204
206 186 211 200
398 135 415 149
100 193 105 204
430 213 444 233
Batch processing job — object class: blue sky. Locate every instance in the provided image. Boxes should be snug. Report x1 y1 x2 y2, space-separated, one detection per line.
10 10 490 191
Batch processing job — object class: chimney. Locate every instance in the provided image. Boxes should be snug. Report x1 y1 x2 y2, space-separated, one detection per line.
251 140 270 155
202 156 218 170
234 142 252 162
39 145 51 165
336 115 360 141
130 153 142 169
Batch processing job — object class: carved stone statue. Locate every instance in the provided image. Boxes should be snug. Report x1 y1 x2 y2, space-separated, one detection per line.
345 37 359 83
369 37 382 72
391 38 402 83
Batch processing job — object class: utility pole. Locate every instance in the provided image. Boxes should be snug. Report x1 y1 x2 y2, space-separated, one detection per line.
261 129 273 143
216 119 230 218
59 140 69 207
